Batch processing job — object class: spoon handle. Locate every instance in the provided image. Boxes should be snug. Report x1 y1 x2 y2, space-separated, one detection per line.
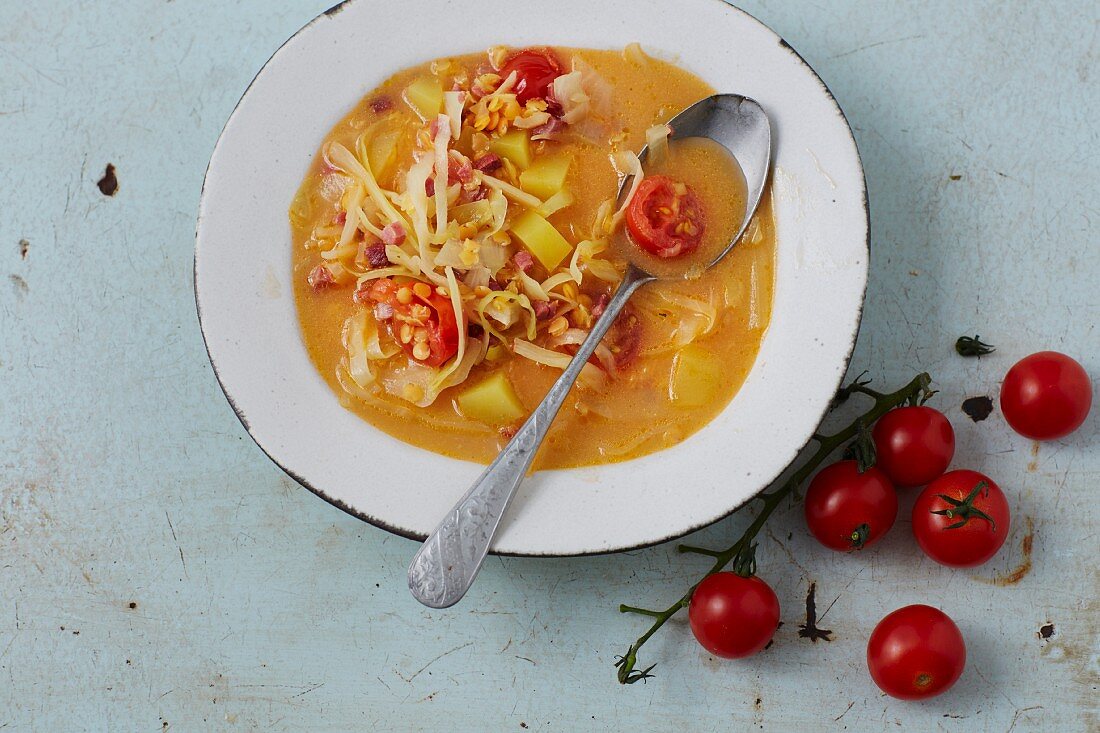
408 266 653 607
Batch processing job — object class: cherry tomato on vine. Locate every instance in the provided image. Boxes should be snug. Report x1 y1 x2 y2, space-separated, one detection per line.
912 469 1010 568
1000 351 1092 440
872 405 955 487
499 48 563 104
626 175 707 258
688 572 779 659
804 460 898 551
867 604 966 700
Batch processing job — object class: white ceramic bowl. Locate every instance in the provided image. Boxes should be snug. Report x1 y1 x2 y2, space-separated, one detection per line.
195 0 867 555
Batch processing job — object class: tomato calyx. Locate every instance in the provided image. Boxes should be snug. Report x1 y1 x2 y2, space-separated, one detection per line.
613 645 656 684
842 420 878 473
731 542 758 578
849 523 871 549
955 334 996 358
931 480 997 530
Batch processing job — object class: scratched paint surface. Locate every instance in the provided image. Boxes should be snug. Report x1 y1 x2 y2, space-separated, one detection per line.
1 0 1097 730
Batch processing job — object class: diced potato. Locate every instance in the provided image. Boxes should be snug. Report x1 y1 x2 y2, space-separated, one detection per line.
509 210 573 270
404 77 443 120
520 156 570 199
456 372 526 425
669 346 724 408
367 129 400 180
489 130 531 169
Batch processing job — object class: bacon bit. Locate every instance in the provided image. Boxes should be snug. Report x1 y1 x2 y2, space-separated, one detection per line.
467 323 485 338
307 264 335 291
591 292 611 318
499 425 518 440
530 117 565 140
513 250 535 273
532 299 559 320
370 97 393 114
429 116 447 140
610 309 642 369
373 302 395 320
487 278 506 291
544 88 564 117
334 211 347 225
381 222 406 246
450 153 475 183
459 185 488 204
364 242 390 268
424 177 435 197
472 153 503 173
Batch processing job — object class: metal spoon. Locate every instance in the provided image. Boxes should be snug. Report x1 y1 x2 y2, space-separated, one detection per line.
408 94 772 608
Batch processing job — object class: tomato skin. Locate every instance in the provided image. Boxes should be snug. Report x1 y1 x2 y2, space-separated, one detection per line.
912 470 1010 568
499 48 563 104
413 291 460 367
688 573 780 659
872 406 955 488
1000 351 1092 440
804 461 898 551
626 175 706 258
366 279 461 367
867 605 966 700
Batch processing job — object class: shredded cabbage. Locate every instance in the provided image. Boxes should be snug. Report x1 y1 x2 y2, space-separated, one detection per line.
513 339 606 389
432 114 452 243
610 150 645 232
623 42 651 65
443 92 466 138
480 173 543 209
645 123 672 166
326 141 412 238
551 72 588 124
516 271 549 302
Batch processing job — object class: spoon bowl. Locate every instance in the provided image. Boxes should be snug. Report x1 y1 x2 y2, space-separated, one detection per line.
408 94 773 609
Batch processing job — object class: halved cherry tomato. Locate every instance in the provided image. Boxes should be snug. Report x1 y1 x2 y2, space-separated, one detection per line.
688 572 780 659
367 279 460 367
867 605 966 700
499 48 563 104
626 175 706 258
1000 351 1092 440
912 469 1010 568
872 406 955 488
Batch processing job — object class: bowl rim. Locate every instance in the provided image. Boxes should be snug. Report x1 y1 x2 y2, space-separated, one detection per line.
194 0 868 557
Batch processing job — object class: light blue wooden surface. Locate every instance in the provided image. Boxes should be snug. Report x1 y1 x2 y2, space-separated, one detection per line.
2 1 1097 730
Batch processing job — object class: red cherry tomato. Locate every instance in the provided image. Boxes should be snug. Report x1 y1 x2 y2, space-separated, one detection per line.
626 175 706 258
688 572 780 659
499 48 563 104
872 406 955 487
367 279 460 367
867 605 966 700
1000 351 1092 440
912 469 1010 568
804 461 898 551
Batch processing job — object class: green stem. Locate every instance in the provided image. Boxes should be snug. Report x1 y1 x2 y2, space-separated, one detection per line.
614 372 932 685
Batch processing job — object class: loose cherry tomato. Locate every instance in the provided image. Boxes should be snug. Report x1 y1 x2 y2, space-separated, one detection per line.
1000 351 1092 440
912 470 1010 568
626 175 706 258
804 460 898 551
688 572 780 659
367 279 460 367
499 48 563 104
872 406 955 487
867 605 966 700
